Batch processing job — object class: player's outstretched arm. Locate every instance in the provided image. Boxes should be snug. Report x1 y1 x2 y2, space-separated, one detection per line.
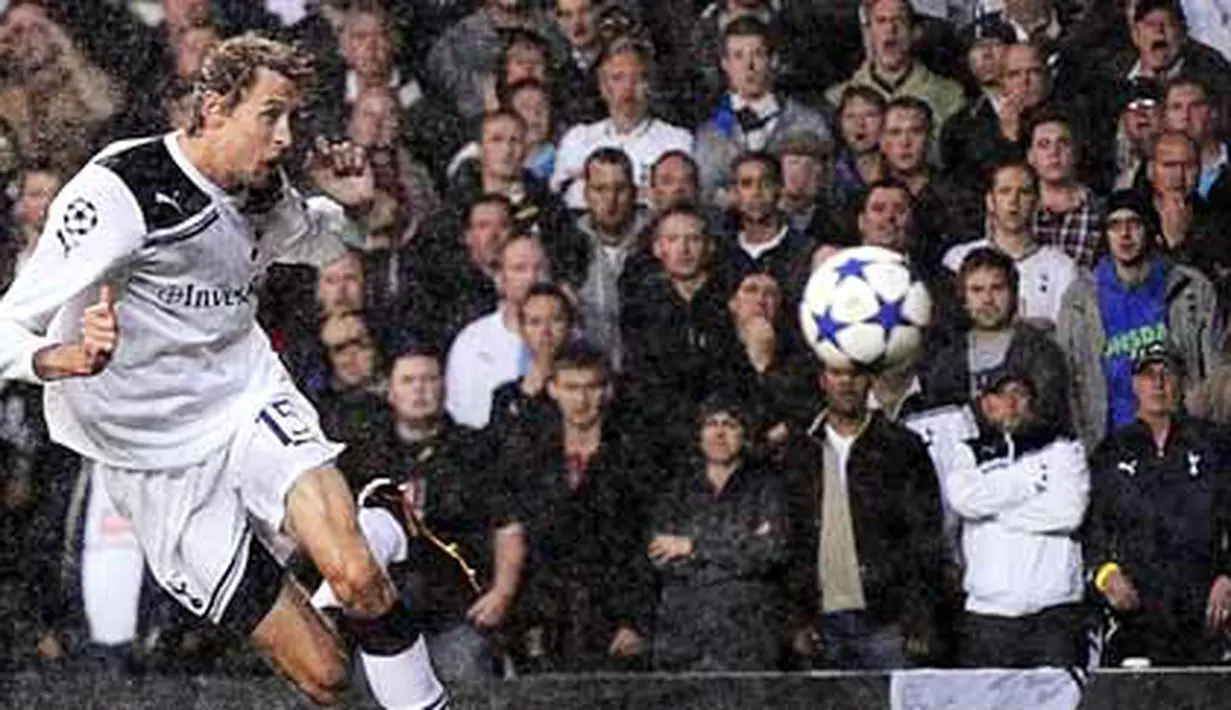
0 163 142 383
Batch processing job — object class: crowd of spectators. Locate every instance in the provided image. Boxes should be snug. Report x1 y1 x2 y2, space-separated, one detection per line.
4 0 1231 686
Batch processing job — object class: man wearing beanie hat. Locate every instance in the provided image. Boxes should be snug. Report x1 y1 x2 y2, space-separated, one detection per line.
1057 188 1223 451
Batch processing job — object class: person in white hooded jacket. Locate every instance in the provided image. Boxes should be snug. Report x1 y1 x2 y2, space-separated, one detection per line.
939 367 1090 669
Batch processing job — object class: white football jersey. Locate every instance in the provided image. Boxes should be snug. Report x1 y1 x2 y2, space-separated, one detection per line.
0 133 349 469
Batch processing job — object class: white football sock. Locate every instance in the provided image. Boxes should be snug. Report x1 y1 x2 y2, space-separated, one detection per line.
361 637 450 710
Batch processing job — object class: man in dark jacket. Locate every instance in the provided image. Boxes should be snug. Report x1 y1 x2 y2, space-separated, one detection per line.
620 205 742 456
503 342 659 672
1086 341 1231 665
342 344 525 682
923 246 1072 434
785 360 945 669
404 193 508 350
649 392 789 671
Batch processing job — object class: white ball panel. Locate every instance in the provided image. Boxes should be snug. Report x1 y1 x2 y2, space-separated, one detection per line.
835 323 889 365
829 278 880 322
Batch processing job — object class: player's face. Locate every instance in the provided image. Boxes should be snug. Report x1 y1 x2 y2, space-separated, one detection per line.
649 156 697 212
1133 362 1181 418
599 51 649 121
317 254 365 316
729 272 781 325
820 365 872 419
481 116 528 181
1150 135 1198 195
321 315 376 390
549 366 607 429
857 186 912 253
1027 122 1074 186
700 412 745 466
963 266 1014 331
653 213 710 280
465 202 511 272
585 161 635 233
1164 84 1215 146
207 67 300 188
722 34 772 99
521 294 572 361
734 160 780 225
987 166 1038 235
880 107 929 175
1106 209 1149 266
839 97 884 155
497 239 549 306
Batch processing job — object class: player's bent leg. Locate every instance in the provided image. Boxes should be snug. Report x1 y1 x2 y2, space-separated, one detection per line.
288 467 450 709
251 578 350 706
284 466 396 616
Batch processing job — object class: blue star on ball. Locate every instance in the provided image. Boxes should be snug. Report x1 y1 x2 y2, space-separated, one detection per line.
835 257 869 282
815 307 845 342
877 297 904 332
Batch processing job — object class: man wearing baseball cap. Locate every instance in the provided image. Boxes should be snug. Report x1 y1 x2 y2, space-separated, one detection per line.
1085 339 1231 665
941 366 1090 668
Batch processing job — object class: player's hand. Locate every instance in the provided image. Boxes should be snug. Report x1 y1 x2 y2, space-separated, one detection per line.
466 588 513 630
34 284 118 380
608 627 644 657
1207 575 1231 634
1102 567 1141 613
307 137 375 211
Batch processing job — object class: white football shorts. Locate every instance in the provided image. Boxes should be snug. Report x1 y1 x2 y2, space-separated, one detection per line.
89 382 344 627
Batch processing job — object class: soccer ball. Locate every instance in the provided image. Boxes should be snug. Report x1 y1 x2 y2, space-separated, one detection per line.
799 245 932 369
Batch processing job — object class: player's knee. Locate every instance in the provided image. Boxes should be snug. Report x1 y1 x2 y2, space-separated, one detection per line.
322 553 390 615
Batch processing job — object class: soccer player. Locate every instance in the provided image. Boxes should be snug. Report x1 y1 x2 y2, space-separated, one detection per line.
0 35 446 708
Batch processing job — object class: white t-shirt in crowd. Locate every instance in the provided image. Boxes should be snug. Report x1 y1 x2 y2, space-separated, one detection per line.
943 237 1079 327
551 116 694 210
444 307 527 429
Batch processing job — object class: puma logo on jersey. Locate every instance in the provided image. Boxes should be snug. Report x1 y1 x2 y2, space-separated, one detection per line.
1118 460 1138 478
154 191 185 213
